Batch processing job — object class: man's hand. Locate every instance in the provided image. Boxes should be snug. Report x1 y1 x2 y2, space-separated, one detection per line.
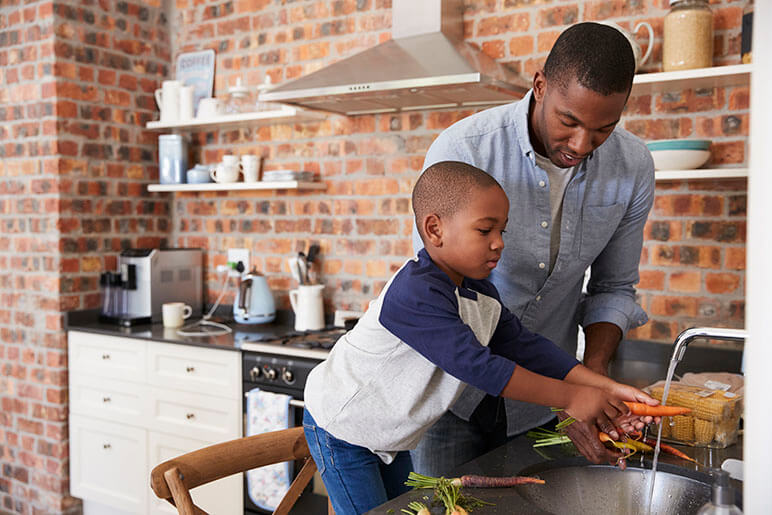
557 411 622 466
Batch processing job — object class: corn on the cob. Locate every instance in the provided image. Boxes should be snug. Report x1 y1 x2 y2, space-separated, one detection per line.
659 417 671 438
694 418 714 444
651 385 738 422
671 415 694 441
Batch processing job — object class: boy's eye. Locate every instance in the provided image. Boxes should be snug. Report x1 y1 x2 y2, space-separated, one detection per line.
477 228 491 235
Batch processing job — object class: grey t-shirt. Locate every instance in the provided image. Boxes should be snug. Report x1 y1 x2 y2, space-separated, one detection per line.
533 152 576 273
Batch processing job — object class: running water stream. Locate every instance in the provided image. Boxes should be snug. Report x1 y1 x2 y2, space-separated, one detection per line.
644 357 680 515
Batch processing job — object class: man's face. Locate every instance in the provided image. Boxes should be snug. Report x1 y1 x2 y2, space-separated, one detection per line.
530 71 629 168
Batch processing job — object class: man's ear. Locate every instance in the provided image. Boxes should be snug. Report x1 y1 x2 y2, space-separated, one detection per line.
423 213 443 247
532 70 546 103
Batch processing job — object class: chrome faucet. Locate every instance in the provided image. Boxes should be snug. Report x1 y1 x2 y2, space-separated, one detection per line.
670 327 748 364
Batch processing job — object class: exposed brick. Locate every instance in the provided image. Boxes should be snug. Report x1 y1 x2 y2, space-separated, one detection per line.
705 273 741 294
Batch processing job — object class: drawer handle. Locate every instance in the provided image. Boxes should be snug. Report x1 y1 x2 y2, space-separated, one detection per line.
103 443 111 449
186 413 195 420
102 354 111 360
185 366 195 373
102 397 111 403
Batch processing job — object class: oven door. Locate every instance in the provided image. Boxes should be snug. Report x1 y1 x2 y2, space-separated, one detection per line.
242 388 328 514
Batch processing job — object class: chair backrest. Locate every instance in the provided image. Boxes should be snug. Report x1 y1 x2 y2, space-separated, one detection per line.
150 426 317 515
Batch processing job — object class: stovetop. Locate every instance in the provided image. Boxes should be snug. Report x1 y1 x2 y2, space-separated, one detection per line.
237 327 346 360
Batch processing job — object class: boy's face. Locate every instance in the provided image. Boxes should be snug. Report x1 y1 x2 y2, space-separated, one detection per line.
530 71 628 168
427 185 509 286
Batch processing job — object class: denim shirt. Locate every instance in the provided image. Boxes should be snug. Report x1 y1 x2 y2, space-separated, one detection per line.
413 90 655 435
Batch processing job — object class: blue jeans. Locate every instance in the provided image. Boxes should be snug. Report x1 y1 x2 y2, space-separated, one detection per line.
302 409 413 515
410 395 511 477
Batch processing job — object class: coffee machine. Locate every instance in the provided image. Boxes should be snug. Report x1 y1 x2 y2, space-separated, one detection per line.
100 248 203 326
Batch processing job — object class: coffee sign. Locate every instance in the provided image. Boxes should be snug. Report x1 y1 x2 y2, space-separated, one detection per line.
175 49 215 115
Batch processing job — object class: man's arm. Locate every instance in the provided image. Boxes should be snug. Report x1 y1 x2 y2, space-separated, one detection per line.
582 321 622 375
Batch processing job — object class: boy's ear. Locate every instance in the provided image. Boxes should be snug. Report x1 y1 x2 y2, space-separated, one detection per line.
423 213 443 247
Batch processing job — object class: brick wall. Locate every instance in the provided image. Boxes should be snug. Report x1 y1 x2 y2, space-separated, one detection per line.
169 0 747 341
0 1 171 513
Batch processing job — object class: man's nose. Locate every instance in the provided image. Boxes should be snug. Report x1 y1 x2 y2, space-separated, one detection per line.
569 128 593 157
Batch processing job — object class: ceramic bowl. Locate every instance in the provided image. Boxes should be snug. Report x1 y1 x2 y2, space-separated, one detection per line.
646 139 711 171
186 164 212 184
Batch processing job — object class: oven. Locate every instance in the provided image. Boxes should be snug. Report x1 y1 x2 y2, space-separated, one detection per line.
240 328 345 514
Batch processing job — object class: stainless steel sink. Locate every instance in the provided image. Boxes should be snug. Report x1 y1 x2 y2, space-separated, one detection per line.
515 460 718 515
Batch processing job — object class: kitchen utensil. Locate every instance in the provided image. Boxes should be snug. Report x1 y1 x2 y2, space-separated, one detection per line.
646 139 711 170
154 80 182 123
289 284 324 331
298 252 309 284
598 21 654 72
196 97 222 119
241 155 261 182
210 160 242 183
234 268 276 324
162 302 193 328
306 244 320 284
159 134 188 184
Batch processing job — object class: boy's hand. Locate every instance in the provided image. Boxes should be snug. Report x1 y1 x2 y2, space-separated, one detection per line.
604 382 660 432
564 384 627 437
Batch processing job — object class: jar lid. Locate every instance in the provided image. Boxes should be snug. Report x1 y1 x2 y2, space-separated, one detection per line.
228 77 249 96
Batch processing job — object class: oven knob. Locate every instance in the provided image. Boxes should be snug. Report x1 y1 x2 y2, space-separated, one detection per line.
282 368 295 384
249 366 261 381
264 367 277 380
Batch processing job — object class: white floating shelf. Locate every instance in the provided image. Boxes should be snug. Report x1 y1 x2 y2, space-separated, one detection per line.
147 181 326 192
145 106 326 131
632 64 751 95
655 168 748 181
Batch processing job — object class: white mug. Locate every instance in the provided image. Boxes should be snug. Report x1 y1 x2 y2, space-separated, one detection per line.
196 97 221 119
210 162 242 183
241 155 260 182
599 21 654 72
154 80 181 123
289 284 324 331
222 154 240 167
179 85 195 121
162 302 192 328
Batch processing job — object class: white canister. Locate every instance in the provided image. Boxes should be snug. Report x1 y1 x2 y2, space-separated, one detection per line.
158 134 188 184
289 284 325 331
154 80 181 123
179 85 195 121
241 155 260 182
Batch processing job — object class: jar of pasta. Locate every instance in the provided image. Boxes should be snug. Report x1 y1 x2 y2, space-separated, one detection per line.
663 0 713 72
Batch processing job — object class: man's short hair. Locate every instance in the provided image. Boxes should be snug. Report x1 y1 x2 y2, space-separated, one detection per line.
544 22 635 96
412 161 502 240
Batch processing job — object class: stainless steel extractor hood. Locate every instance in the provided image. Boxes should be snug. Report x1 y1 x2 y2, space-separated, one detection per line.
260 0 529 116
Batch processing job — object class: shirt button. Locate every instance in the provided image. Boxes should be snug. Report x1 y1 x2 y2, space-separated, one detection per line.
538 262 546 269
541 221 548 228
538 180 546 187
535 295 542 302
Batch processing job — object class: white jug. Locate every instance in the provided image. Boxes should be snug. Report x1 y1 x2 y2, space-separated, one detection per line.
599 21 654 72
289 284 324 331
154 80 182 123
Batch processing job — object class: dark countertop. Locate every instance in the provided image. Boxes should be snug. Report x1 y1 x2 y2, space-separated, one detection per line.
65 309 299 352
366 434 743 514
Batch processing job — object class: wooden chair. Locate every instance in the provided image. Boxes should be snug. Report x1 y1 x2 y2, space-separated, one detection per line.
150 426 333 515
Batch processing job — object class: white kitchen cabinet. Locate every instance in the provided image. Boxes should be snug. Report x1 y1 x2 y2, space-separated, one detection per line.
68 331 243 515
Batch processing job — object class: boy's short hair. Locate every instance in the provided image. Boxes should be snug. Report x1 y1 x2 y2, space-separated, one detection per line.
413 161 502 240
544 22 635 96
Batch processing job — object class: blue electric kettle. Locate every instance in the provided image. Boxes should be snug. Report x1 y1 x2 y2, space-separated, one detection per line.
233 268 276 324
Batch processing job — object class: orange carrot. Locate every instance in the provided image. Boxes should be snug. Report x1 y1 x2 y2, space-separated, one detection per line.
599 432 653 453
641 437 699 464
623 401 691 416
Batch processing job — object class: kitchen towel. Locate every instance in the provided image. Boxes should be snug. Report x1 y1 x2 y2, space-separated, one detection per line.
246 387 294 511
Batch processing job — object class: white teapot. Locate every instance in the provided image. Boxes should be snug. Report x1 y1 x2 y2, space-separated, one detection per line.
599 21 654 72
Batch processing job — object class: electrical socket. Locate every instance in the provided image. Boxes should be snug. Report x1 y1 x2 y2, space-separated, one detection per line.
227 248 250 272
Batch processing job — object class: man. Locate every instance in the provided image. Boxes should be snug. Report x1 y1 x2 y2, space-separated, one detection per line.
411 22 655 475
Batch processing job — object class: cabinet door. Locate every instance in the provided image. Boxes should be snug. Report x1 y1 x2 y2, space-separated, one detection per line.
148 432 242 515
147 341 240 399
69 331 146 383
70 373 150 426
70 414 147 513
148 388 241 443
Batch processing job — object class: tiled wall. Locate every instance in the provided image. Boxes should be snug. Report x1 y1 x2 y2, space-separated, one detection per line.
169 0 747 338
0 1 171 513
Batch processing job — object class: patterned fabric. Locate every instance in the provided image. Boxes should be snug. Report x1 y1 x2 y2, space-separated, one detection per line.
246 387 293 511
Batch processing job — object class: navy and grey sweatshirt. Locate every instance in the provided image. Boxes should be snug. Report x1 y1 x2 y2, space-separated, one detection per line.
304 249 579 462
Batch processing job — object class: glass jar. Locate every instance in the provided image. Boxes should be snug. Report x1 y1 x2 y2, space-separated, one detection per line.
663 0 713 72
223 78 253 114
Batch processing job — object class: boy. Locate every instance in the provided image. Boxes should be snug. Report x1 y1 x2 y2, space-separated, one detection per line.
303 161 656 515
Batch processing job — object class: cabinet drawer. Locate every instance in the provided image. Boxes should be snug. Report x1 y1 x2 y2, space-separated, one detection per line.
70 373 149 426
148 432 242 515
148 388 241 443
69 414 147 513
69 331 146 383
147 341 239 399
